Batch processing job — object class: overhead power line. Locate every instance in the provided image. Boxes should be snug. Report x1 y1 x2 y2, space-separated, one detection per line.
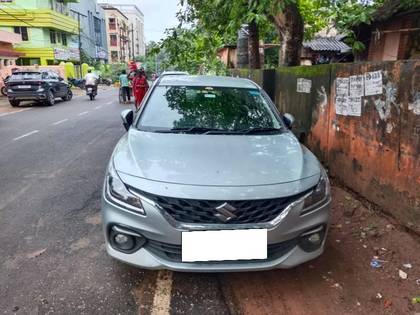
0 7 36 28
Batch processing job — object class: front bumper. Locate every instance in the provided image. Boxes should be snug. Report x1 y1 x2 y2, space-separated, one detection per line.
101 193 331 272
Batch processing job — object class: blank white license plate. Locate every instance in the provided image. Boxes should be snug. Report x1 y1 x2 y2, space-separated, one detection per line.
87 88 93 92
17 85 31 89
182 229 267 262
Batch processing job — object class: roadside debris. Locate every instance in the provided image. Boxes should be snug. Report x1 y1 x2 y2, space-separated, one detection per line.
402 263 412 269
26 248 47 259
384 299 392 308
412 297 420 305
376 293 383 299
370 258 382 268
398 269 408 280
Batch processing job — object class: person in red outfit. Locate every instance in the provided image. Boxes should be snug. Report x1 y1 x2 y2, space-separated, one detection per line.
132 68 149 109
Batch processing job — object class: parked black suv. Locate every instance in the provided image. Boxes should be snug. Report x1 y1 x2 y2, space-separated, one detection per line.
7 70 73 107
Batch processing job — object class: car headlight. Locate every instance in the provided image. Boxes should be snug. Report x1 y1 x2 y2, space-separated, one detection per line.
302 168 330 213
105 161 145 214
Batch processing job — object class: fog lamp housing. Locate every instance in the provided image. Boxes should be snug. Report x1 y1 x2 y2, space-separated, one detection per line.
109 225 146 253
298 225 326 252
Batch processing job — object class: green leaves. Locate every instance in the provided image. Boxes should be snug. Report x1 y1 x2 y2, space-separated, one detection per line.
156 26 226 75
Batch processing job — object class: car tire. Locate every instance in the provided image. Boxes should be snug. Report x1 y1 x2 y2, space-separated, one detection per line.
9 100 20 107
44 90 55 106
62 89 73 101
1 86 7 96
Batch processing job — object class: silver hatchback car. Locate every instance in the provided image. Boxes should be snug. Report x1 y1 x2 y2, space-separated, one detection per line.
102 75 331 272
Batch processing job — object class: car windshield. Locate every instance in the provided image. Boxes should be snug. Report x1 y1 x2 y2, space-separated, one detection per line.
10 72 42 80
138 86 283 134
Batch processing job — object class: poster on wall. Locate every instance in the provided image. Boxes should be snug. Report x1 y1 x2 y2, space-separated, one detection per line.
364 70 383 96
347 97 362 116
335 96 348 115
349 75 364 97
296 78 312 93
336 77 349 96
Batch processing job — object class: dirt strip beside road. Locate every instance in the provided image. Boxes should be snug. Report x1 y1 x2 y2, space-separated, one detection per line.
219 186 420 315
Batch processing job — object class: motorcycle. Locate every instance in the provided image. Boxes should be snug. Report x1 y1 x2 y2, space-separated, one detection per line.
98 76 112 86
1 76 10 96
68 77 85 90
86 84 97 101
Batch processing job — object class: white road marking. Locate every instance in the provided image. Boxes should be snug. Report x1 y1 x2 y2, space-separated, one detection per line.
150 270 173 315
106 101 113 105
0 108 32 118
94 105 102 110
52 118 68 125
13 130 39 141
78 111 89 116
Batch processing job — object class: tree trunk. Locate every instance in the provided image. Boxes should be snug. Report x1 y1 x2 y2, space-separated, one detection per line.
271 3 304 66
248 20 261 69
237 25 249 69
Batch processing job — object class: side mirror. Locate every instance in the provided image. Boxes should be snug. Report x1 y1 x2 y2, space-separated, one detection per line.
121 109 134 131
282 113 295 129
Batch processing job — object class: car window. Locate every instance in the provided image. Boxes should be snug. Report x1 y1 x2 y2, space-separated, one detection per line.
138 86 282 132
48 72 58 80
10 72 42 80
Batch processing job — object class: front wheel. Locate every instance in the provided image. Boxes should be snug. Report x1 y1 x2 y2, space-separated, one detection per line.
62 89 73 101
1 86 7 96
9 99 20 107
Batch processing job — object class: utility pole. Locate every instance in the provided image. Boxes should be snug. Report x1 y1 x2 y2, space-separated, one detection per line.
70 10 87 64
131 24 135 60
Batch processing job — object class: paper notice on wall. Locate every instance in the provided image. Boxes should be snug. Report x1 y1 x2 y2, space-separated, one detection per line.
296 78 312 93
347 97 362 116
364 70 383 96
336 77 349 96
336 96 362 117
335 96 348 115
349 75 364 97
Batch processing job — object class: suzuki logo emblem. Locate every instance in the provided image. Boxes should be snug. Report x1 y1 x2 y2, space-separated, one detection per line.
214 202 238 222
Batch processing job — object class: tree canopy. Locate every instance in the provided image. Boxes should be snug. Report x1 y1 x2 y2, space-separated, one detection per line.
148 0 420 73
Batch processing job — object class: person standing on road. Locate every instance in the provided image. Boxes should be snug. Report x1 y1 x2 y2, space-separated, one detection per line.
119 70 131 104
132 68 149 109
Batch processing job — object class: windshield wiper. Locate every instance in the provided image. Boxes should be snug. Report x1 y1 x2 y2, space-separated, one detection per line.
234 127 283 134
154 127 225 134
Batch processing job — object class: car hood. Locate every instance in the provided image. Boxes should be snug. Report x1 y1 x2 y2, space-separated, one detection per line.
113 130 321 187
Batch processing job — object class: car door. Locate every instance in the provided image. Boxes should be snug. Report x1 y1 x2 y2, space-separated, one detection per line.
57 76 68 96
45 72 59 97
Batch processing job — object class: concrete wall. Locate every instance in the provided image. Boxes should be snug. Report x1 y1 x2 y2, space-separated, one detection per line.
230 60 420 232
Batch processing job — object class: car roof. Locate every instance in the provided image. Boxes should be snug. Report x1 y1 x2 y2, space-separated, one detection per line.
158 75 259 89
160 71 189 77
13 70 49 73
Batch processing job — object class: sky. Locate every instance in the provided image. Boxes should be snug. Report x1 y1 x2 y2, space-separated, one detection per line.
101 0 181 43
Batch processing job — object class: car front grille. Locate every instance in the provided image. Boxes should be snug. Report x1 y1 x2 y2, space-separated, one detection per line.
133 188 311 224
145 238 298 263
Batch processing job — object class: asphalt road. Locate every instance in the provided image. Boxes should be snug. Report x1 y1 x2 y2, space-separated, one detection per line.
1 88 419 315
0 89 228 314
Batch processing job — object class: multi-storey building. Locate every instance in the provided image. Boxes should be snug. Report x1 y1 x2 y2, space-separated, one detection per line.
69 0 108 62
99 3 145 58
100 4 130 63
0 0 80 66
